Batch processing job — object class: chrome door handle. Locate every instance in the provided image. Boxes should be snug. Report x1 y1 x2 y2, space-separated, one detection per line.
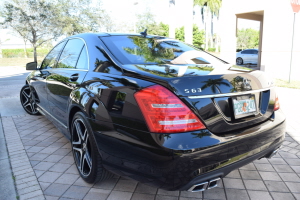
70 74 79 81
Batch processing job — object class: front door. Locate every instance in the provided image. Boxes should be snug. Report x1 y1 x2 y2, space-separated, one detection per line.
32 41 66 111
46 38 89 126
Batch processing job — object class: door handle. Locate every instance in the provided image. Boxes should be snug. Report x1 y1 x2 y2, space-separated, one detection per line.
70 74 79 81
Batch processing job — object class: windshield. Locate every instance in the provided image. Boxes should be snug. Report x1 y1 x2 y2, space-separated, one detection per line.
101 35 225 65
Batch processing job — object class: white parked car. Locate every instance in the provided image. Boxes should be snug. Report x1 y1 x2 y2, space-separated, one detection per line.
236 49 258 65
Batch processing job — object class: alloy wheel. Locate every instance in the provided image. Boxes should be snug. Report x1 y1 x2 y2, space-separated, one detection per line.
72 118 92 177
236 57 243 65
20 86 39 114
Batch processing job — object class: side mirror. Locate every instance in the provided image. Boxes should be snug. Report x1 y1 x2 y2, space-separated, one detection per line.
26 62 37 70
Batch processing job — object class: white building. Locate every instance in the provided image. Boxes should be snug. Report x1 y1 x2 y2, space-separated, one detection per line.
219 0 300 81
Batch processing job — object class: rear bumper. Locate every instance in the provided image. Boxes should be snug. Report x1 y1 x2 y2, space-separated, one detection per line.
179 143 282 191
91 109 286 191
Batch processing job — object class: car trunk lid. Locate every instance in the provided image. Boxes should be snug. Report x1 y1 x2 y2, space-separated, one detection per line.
123 64 276 135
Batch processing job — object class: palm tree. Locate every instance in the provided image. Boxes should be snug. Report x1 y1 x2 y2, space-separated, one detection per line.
194 0 222 50
201 78 230 93
168 0 221 48
168 0 176 38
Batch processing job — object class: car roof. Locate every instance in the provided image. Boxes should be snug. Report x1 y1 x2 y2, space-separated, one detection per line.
67 32 168 40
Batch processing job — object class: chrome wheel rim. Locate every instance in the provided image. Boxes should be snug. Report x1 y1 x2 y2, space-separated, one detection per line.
20 86 39 114
72 118 92 177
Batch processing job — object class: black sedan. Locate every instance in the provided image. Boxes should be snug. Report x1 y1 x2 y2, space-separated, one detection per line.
20 32 285 192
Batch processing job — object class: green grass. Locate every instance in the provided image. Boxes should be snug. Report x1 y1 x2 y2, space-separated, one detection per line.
275 79 300 89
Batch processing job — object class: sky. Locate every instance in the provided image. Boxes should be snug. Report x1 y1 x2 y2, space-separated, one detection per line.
1 0 261 46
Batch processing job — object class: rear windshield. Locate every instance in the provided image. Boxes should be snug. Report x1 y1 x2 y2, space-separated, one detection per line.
101 35 224 65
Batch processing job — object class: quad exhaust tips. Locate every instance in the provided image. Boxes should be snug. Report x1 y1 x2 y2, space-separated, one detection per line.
188 177 221 192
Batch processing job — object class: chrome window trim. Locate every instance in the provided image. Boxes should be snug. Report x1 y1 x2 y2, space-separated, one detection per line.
59 37 90 70
188 87 272 99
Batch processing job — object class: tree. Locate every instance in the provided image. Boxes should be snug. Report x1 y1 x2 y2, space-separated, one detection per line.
175 27 184 42
168 0 176 38
194 0 222 50
136 10 156 33
147 23 169 37
193 24 205 49
54 0 102 36
0 0 62 62
0 0 103 62
175 25 205 49
237 28 259 50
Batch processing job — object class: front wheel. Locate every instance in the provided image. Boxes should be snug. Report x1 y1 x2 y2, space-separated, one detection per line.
71 112 113 183
20 85 40 115
236 57 244 65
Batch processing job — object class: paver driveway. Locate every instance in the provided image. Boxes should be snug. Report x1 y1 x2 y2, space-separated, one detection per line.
0 67 300 200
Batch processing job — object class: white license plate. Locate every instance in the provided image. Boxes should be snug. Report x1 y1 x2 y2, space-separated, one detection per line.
233 95 256 119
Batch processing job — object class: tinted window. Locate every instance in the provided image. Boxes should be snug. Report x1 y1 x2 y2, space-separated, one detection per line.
76 46 88 69
57 39 84 69
252 50 258 54
241 50 251 54
101 36 223 65
40 41 66 69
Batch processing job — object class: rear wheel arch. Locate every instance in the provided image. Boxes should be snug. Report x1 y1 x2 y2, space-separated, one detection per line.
68 105 85 132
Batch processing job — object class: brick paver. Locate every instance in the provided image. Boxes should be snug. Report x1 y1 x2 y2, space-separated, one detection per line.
1 113 299 200
1 87 300 200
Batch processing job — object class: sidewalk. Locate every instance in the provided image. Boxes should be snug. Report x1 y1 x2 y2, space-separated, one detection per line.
0 117 18 200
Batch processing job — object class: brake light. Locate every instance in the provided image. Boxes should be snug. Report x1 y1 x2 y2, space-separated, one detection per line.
134 85 206 133
274 96 280 111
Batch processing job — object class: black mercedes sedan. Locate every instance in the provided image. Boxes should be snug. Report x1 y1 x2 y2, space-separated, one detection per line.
20 32 286 192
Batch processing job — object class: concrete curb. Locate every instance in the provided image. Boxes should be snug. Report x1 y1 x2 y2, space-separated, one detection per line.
2 115 44 200
0 115 18 200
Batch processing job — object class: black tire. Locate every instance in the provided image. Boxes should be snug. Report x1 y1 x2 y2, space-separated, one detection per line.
236 57 243 65
20 85 40 115
71 112 113 183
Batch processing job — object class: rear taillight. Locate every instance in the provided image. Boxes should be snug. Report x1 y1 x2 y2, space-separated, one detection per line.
274 96 280 111
134 85 206 133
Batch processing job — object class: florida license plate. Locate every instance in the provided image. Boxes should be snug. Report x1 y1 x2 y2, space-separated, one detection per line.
233 95 257 119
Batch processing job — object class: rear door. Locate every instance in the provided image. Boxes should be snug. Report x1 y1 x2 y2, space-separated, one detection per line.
46 38 89 125
251 50 258 64
241 50 251 63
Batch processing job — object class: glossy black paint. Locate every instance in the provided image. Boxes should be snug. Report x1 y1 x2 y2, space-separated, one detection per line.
25 33 286 191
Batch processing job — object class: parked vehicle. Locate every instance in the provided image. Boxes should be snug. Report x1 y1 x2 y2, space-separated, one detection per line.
20 33 285 192
236 49 259 65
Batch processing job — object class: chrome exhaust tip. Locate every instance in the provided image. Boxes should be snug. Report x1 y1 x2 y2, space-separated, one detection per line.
188 182 208 192
266 146 281 159
207 177 221 190
188 177 221 192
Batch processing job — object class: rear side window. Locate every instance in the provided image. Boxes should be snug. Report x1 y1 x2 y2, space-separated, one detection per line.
40 41 66 69
57 39 85 69
76 46 88 69
241 50 250 54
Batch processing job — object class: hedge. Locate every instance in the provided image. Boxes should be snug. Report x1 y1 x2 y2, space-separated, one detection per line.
1 48 50 58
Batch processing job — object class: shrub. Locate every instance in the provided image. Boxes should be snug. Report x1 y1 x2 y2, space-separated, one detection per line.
2 48 50 58
207 48 216 52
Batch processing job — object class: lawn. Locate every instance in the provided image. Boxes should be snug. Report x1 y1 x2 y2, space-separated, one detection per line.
275 79 300 89
0 57 44 67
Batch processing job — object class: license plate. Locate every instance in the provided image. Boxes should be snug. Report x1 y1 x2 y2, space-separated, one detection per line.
233 95 256 119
